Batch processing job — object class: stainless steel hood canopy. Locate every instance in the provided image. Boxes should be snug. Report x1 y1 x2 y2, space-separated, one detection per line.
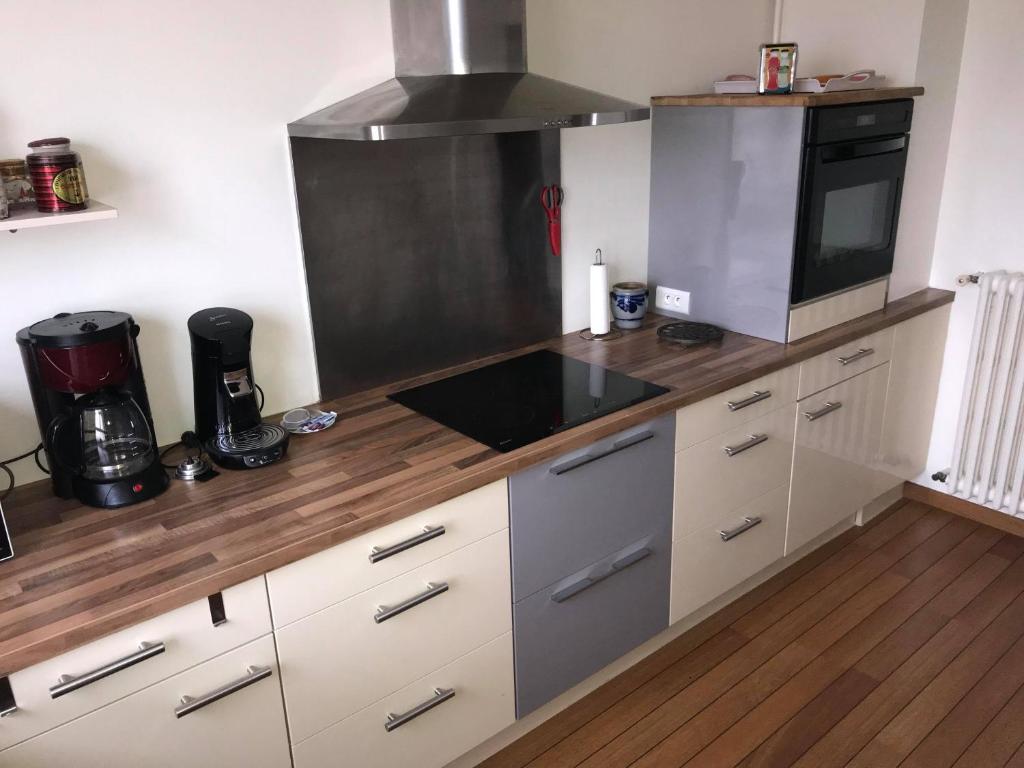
288 0 650 141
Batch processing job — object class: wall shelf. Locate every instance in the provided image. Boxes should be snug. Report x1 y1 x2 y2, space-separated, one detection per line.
5 201 117 232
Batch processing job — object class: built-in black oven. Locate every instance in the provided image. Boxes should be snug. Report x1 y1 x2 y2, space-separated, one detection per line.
791 99 913 305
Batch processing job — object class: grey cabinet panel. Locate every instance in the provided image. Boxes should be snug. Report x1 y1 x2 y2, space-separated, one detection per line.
508 414 675 602
512 529 671 717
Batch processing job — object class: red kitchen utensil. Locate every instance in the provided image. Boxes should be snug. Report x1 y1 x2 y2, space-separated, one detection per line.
541 184 564 257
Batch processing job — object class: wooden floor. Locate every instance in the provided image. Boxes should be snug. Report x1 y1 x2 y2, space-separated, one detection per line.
481 500 1024 768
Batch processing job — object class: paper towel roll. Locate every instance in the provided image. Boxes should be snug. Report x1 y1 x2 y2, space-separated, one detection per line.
590 263 610 335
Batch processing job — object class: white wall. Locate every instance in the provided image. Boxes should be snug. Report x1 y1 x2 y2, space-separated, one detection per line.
779 0 927 85
0 0 394 485
922 0 1024 488
527 0 775 331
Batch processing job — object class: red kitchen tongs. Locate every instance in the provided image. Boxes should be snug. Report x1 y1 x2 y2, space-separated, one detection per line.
541 185 564 256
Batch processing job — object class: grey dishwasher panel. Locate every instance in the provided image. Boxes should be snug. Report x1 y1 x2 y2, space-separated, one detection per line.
509 414 675 602
513 528 671 717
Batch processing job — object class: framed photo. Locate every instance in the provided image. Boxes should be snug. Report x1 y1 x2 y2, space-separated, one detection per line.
758 43 798 94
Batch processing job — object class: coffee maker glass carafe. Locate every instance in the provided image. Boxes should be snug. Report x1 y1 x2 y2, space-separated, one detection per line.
76 391 158 481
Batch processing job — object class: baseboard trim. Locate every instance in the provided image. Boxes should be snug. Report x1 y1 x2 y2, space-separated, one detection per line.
903 481 1024 538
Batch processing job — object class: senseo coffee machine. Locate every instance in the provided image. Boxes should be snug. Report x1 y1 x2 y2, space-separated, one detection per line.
187 308 289 470
16 311 169 508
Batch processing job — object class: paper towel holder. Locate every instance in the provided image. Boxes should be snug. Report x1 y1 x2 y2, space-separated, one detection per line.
580 249 622 341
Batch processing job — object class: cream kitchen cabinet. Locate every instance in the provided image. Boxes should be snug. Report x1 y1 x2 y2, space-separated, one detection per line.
0 636 290 768
0 576 271 752
293 633 515 768
878 305 952 482
787 362 891 554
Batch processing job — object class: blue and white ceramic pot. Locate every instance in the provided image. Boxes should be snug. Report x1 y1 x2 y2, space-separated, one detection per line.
610 282 649 329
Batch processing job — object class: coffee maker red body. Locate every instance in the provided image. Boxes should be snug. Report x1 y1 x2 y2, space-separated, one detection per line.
17 312 168 508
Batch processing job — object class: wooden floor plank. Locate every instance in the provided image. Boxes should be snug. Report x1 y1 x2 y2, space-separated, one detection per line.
901 629 1024 768
572 510 952 768
481 502 1024 768
844 575 1024 767
952 680 1024 767
735 539 1023 768
792 550 1024 768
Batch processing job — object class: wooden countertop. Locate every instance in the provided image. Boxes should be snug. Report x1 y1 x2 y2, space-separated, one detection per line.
651 86 924 108
0 287 954 674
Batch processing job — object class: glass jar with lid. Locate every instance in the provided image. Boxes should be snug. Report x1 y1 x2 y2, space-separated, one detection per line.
0 159 35 209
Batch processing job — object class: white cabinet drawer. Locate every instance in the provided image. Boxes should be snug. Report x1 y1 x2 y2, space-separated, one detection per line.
788 364 890 554
676 366 799 451
293 632 515 768
797 326 894 400
673 404 796 539
276 529 511 744
670 483 789 624
268 480 508 627
0 635 290 768
1 576 270 751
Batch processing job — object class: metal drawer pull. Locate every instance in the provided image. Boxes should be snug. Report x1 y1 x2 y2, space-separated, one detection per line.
550 431 655 475
385 687 455 732
837 347 875 366
369 525 446 563
551 547 653 603
719 516 763 542
49 641 165 699
727 390 771 411
723 433 769 457
804 401 843 422
174 665 272 718
374 582 450 624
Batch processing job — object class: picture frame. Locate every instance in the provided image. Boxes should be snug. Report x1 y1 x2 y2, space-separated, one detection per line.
758 43 799 95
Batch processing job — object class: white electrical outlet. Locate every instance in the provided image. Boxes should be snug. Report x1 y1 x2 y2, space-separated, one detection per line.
655 286 691 314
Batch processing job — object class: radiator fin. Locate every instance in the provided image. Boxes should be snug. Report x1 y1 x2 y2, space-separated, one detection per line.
948 271 1024 515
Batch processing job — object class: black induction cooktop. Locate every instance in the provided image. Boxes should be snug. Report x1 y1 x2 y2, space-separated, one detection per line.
388 350 670 453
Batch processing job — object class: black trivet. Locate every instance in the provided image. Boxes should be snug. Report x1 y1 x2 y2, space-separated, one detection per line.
657 320 725 346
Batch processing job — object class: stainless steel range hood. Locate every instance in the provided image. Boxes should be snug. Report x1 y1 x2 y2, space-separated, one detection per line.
288 0 650 141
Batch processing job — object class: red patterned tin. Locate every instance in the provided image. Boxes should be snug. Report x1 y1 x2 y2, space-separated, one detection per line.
26 138 89 213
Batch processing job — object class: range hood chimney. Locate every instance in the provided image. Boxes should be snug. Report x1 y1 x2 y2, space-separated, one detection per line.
288 0 650 141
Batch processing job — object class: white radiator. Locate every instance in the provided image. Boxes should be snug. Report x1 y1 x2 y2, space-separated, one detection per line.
947 271 1024 515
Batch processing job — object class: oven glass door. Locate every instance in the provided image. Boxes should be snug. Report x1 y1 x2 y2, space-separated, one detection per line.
791 134 909 304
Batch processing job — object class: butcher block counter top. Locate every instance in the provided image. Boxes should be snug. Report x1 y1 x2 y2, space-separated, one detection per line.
651 86 924 108
0 287 953 674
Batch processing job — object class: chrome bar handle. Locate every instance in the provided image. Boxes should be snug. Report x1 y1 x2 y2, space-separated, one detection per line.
550 431 655 476
369 525 446 563
174 665 272 718
804 401 843 422
551 547 652 603
49 641 165 699
726 390 771 411
837 348 875 366
723 434 768 457
385 687 455 732
374 582 449 624
719 516 763 542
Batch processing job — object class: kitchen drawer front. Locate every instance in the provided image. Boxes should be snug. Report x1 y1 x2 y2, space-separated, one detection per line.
276 529 511 744
797 326 894 400
673 403 796 539
676 365 799 451
0 575 271 752
268 479 508 627
509 415 674 602
292 632 515 768
670 484 789 624
1 635 290 768
513 529 670 717
787 363 890 554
